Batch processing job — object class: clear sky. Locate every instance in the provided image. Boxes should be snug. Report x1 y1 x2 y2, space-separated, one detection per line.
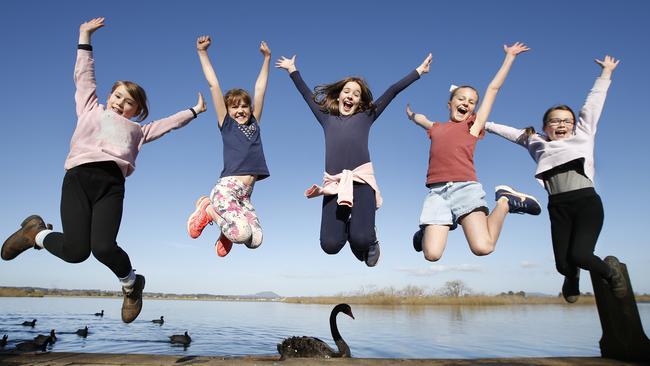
1 0 649 297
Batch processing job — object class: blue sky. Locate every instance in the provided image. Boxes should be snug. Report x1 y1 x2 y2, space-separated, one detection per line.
1 0 649 297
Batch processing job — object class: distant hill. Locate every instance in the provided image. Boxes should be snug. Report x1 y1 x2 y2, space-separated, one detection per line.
242 291 281 299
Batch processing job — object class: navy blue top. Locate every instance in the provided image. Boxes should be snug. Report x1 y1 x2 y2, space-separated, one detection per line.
220 114 270 180
290 70 420 174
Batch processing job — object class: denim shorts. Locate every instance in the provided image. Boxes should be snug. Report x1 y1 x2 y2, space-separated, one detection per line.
419 181 488 230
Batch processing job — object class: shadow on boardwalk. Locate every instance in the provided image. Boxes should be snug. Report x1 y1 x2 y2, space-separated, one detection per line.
1 352 648 366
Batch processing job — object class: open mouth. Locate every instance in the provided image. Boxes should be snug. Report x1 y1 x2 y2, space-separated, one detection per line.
342 99 354 113
111 106 123 115
555 129 568 137
455 105 469 119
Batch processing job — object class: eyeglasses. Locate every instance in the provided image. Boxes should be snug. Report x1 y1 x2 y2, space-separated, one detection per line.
546 118 575 126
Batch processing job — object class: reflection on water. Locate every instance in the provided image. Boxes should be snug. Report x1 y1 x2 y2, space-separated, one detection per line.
0 297 648 358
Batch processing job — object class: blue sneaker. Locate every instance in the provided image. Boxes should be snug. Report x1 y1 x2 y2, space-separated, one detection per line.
495 185 541 215
413 229 423 252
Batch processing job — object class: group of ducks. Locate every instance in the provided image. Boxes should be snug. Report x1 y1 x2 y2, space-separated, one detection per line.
2 304 354 360
0 310 192 353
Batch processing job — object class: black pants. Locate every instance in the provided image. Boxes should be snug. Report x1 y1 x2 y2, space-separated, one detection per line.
547 187 610 279
320 183 376 260
44 161 132 278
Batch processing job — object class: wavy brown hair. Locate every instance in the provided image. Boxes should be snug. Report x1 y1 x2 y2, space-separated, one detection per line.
111 81 149 122
313 77 375 115
224 88 252 108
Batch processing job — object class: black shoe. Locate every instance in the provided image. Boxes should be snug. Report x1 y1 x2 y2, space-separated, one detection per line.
121 274 145 323
604 256 627 298
561 273 580 303
412 229 423 252
2 215 50 260
365 241 380 267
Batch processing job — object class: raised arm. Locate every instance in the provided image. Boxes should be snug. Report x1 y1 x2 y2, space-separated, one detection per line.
75 17 105 117
471 42 529 137
141 93 206 143
577 55 618 135
276 55 327 122
196 36 227 128
253 41 271 123
373 53 431 118
406 104 434 130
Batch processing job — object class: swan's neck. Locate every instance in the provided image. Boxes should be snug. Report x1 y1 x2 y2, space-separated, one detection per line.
330 310 350 356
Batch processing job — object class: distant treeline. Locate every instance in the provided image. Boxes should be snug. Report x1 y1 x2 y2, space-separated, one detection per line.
2 285 648 305
0 286 280 301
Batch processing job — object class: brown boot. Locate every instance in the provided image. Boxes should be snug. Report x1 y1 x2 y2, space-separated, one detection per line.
121 274 145 323
1 215 50 261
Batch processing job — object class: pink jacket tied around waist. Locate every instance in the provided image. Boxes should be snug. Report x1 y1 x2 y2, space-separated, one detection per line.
304 162 382 209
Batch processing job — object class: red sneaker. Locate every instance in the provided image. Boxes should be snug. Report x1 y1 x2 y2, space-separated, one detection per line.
187 196 213 239
215 234 233 257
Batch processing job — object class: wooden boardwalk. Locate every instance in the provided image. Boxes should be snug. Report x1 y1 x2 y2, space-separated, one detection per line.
0 352 647 366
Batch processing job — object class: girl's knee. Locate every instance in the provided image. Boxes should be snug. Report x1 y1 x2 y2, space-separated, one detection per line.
320 238 346 255
244 231 263 249
91 243 116 263
470 242 495 256
348 232 375 249
223 222 252 244
68 250 91 263
424 251 442 262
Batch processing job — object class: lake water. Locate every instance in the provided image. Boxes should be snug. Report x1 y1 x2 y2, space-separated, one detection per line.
0 297 648 358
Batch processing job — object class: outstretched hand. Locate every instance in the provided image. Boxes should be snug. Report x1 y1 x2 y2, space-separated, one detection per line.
259 41 271 57
197 35 211 51
595 55 619 79
595 55 619 71
80 17 105 35
406 104 415 121
503 42 530 57
416 53 433 75
275 55 297 73
194 93 207 114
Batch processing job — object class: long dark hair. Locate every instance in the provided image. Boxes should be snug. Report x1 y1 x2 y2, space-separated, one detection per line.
313 77 375 115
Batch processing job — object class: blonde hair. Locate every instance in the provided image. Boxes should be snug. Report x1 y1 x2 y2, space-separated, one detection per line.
449 85 480 105
313 77 375 115
111 81 148 122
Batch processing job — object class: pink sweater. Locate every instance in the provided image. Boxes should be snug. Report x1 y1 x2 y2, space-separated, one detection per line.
304 162 383 209
65 49 195 177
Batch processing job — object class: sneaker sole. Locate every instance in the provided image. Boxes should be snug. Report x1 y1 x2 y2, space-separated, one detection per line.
1 215 45 260
187 196 212 239
216 235 233 257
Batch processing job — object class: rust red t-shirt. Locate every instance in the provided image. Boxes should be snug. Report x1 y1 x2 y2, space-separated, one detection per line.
426 115 484 186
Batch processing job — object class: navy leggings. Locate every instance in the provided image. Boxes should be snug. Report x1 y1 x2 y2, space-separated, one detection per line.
44 161 133 278
320 183 376 260
547 187 611 279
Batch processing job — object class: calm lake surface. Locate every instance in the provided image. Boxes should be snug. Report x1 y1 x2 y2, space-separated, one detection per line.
1 297 648 358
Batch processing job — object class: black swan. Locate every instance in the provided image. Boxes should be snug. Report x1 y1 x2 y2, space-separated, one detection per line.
277 303 354 360
21 319 37 327
15 336 52 352
169 331 191 345
76 326 89 337
34 329 56 345
0 334 7 347
152 316 164 324
94 310 104 317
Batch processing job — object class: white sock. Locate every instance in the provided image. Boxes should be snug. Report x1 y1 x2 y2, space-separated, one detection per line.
34 229 53 248
119 270 136 289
